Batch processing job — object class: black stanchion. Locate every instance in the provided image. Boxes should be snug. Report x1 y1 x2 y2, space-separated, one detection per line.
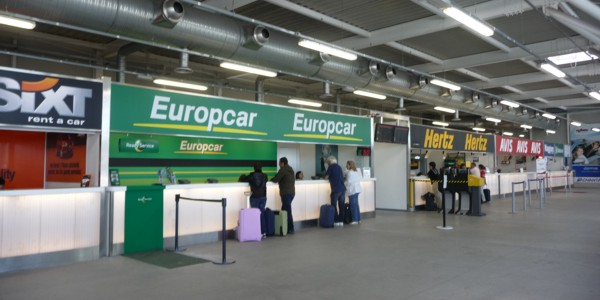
214 197 235 265
436 176 453 230
169 194 235 265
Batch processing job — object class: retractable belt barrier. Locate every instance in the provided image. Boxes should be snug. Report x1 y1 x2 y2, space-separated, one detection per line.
527 178 545 209
172 194 235 265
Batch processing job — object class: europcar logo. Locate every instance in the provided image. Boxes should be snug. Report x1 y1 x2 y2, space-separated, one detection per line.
137 196 153 204
0 76 92 126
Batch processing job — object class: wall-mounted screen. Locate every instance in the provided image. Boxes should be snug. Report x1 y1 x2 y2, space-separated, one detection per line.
374 123 395 143
394 126 409 144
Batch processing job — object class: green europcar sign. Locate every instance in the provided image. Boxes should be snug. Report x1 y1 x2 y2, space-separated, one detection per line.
111 84 371 146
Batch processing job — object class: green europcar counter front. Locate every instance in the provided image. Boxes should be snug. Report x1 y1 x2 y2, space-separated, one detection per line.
124 185 165 254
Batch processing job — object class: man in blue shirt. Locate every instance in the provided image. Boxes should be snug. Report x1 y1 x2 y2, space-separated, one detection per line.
324 156 346 227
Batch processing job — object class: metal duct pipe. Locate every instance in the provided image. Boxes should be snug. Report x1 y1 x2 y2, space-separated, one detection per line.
116 43 147 83
0 0 552 129
255 77 266 102
544 7 600 45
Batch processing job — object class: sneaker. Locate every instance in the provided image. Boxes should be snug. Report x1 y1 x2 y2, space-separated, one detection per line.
351 221 359 225
261 233 267 239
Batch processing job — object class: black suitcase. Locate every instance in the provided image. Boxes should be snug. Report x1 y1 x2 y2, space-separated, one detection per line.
264 208 275 236
343 203 352 224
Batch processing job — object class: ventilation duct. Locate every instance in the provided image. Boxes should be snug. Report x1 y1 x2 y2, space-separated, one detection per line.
153 0 184 28
2 0 553 129
243 25 270 50
175 49 193 73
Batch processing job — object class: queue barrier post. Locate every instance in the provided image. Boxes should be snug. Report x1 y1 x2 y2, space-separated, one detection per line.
511 181 526 214
170 194 235 265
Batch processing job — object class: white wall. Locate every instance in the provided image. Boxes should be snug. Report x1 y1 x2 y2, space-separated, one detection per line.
373 142 408 210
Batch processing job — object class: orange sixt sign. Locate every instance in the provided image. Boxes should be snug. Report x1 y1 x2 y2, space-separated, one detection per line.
0 68 102 130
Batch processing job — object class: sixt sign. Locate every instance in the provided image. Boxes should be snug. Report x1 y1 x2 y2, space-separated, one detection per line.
0 68 102 130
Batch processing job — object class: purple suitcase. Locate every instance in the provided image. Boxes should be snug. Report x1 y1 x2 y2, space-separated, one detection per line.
237 208 262 242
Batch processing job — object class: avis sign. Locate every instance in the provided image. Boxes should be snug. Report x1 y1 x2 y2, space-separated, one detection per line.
0 68 102 130
495 136 544 156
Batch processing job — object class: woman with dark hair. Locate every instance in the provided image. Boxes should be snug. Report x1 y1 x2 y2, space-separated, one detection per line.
295 171 304 180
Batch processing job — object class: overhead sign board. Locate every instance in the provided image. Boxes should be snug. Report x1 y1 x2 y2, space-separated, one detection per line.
410 124 493 152
495 136 544 156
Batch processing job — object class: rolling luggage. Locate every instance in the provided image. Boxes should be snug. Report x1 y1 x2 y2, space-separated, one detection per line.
319 204 335 228
483 188 491 202
237 208 262 242
343 203 352 224
274 210 288 236
264 208 275 236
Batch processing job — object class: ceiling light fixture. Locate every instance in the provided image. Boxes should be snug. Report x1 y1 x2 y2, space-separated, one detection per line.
503 132 513 136
519 134 525 138
220 62 277 77
472 127 486 132
548 51 598 65
570 121 582 127
353 90 386 100
433 106 456 113
442 7 494 37
500 100 520 108
288 98 322 107
298 39 357 61
542 113 556 120
153 79 208 91
485 117 501 123
540 63 566 78
432 121 449 127
592 128 600 132
546 130 556 134
0 14 36 30
589 91 600 101
520 124 532 129
430 79 461 91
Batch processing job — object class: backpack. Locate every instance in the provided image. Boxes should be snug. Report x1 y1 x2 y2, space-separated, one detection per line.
422 192 438 211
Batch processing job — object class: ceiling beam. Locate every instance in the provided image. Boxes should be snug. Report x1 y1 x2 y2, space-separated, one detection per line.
200 0 257 11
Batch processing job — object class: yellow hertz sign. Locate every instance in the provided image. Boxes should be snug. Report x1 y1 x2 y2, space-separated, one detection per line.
422 128 488 151
424 128 455 149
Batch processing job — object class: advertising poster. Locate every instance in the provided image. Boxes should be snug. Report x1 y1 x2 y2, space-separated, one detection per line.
45 133 87 182
315 144 339 177
570 124 600 183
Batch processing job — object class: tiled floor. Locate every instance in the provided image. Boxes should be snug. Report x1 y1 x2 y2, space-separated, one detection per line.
1 185 599 300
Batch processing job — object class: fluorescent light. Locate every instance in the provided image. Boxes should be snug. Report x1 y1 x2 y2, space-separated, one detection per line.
288 98 322 107
298 39 357 61
503 132 513 136
540 63 565 78
520 124 532 129
220 62 277 77
430 79 461 91
443 7 494 37
434 106 456 113
153 79 208 91
589 91 600 100
546 130 556 134
414 155 421 160
519 134 525 137
548 51 597 65
542 113 556 119
472 127 486 132
485 117 501 123
500 100 520 108
353 90 386 100
0 15 36 30
592 128 600 132
432 121 449 127
570 121 582 127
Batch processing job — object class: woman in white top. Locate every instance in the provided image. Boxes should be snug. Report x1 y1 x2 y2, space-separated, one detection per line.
345 160 363 224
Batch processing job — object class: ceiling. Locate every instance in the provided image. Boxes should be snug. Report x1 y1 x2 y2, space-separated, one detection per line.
2 0 600 134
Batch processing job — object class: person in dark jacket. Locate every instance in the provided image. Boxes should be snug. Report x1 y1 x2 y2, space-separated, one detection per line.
248 162 268 238
271 157 296 234
324 155 346 227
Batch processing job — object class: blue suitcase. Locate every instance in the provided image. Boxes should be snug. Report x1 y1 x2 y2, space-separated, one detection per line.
264 208 275 236
319 204 335 228
483 188 491 202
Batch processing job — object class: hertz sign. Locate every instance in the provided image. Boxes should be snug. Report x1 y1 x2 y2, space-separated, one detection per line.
411 124 492 152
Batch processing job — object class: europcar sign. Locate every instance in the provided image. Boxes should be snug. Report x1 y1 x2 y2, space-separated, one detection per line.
0 68 103 130
110 84 371 146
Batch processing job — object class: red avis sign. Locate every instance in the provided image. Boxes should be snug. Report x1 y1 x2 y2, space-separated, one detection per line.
495 136 544 155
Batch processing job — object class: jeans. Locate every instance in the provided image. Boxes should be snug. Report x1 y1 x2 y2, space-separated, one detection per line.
281 193 295 233
348 193 360 222
250 196 266 234
330 191 345 223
